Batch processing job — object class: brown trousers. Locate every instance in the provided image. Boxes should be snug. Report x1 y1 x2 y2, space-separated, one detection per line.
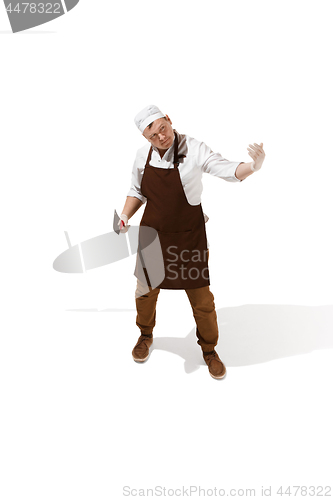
135 250 219 352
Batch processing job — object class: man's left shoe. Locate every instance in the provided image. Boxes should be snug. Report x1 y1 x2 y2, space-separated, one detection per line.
203 350 227 379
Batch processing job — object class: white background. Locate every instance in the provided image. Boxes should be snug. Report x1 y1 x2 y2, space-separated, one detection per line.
1 1 333 499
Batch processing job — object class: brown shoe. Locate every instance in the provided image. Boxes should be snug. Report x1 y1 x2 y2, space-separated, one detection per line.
132 333 153 362
203 350 227 379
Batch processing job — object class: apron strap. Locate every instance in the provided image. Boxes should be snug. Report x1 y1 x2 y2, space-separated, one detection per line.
145 146 153 168
173 130 179 168
173 130 186 168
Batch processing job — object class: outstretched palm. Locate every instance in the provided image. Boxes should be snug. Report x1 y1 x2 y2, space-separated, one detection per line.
247 142 265 171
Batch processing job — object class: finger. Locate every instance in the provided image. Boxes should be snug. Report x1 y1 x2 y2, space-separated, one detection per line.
247 147 258 156
253 142 264 152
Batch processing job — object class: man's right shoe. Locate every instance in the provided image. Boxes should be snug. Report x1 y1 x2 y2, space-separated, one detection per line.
132 333 153 362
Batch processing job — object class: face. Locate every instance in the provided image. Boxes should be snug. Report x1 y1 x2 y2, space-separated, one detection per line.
142 115 174 151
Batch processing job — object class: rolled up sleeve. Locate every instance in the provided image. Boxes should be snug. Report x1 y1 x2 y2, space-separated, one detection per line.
127 152 147 204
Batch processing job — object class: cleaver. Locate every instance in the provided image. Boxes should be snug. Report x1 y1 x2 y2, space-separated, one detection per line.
113 209 125 235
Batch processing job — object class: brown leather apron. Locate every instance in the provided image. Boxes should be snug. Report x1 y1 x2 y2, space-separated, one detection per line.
134 131 210 290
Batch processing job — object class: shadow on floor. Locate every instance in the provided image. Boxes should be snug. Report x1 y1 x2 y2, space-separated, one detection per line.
151 304 333 373
67 304 333 373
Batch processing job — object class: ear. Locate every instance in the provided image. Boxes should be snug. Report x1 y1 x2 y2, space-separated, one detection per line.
165 114 172 125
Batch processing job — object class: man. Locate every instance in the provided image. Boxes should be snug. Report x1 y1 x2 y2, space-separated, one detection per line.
118 105 265 379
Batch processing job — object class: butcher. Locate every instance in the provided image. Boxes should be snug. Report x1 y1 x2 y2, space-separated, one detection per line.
118 105 265 379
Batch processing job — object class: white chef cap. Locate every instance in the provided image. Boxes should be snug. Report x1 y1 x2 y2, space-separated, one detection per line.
134 104 166 133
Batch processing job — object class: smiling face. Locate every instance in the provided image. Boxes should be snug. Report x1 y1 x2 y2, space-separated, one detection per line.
142 115 174 155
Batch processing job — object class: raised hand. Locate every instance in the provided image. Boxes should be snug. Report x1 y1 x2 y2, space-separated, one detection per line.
247 142 265 172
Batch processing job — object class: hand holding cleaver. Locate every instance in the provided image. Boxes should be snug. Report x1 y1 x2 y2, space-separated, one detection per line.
113 210 130 234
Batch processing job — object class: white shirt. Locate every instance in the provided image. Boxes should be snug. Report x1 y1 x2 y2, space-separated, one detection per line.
127 130 243 207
